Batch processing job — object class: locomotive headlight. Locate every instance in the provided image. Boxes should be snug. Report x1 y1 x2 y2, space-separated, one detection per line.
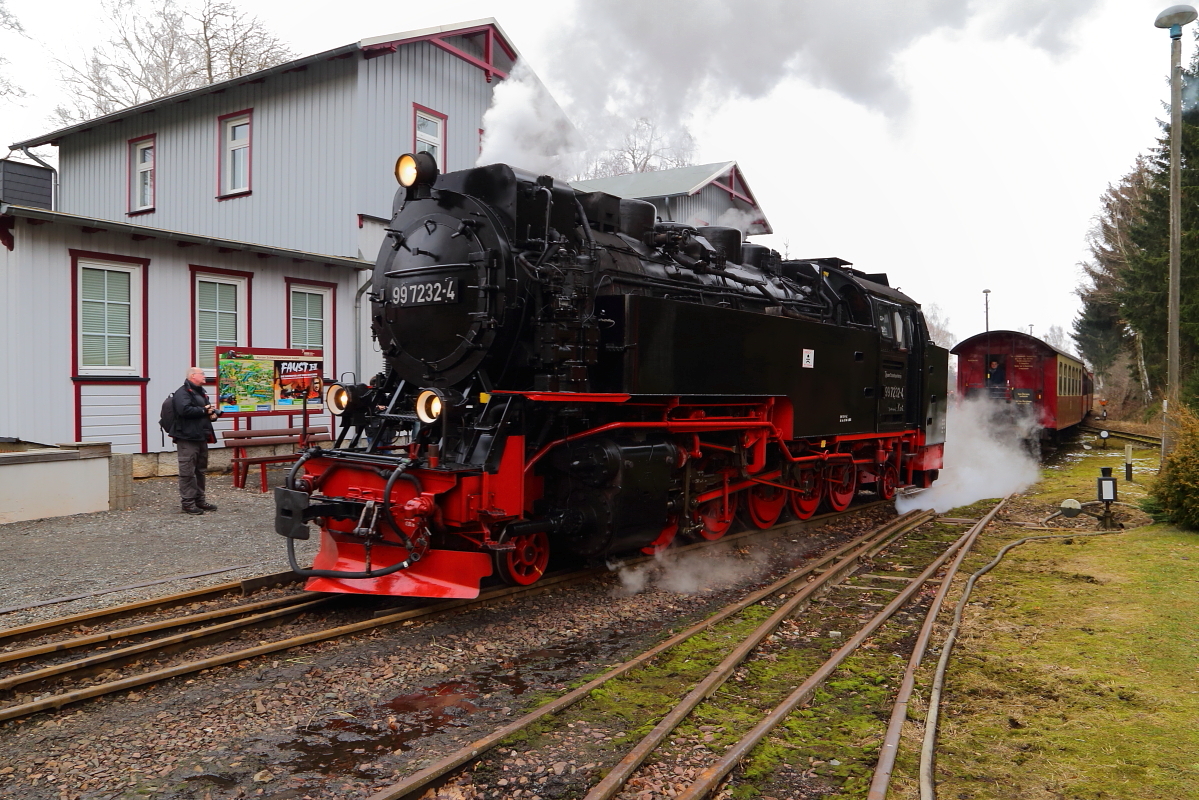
395 151 439 188
325 382 369 417
325 383 351 416
415 389 444 424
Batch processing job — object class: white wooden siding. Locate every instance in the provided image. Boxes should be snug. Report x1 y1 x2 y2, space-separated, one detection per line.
54 42 504 259
58 59 358 258
0 219 360 453
356 41 498 220
80 384 141 451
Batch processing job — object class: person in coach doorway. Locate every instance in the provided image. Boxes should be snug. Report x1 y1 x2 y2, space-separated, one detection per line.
172 367 220 515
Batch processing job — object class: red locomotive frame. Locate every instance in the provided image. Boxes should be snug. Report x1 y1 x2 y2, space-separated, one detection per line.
297 391 943 598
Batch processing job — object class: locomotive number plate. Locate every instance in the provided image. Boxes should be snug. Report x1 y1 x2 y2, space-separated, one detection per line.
392 277 460 307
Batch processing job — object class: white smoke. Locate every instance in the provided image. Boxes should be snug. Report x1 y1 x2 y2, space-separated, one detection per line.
477 61 585 176
896 396 1042 514
611 542 770 596
475 0 1101 176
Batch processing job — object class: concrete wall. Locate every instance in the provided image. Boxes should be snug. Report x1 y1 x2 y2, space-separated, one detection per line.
0 443 112 523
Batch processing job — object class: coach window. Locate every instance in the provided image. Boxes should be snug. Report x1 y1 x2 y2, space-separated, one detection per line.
79 260 143 376
195 272 248 373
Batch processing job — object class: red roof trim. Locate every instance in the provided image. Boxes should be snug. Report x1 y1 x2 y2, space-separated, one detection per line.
364 23 514 81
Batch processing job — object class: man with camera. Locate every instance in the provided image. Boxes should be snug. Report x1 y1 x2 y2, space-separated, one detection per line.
171 367 221 515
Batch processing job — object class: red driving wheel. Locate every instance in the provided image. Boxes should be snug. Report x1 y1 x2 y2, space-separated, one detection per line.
824 463 857 512
788 469 822 520
697 493 739 540
746 482 787 529
642 516 680 555
495 530 550 586
878 464 899 501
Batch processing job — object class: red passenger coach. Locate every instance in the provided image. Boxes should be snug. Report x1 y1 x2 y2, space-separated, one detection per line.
952 330 1092 432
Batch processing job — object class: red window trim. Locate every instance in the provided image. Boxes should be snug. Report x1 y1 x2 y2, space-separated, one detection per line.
70 249 151 450
127 133 157 216
190 264 255 372
412 103 448 171
216 108 253 200
285 276 338 377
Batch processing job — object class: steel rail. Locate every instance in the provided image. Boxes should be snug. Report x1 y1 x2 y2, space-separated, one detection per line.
580 510 935 800
0 593 316 666
364 510 929 800
865 498 1007 800
1077 425 1161 446
917 526 1126 800
0 571 299 644
0 564 256 616
673 510 991 800
0 597 333 695
0 503 886 723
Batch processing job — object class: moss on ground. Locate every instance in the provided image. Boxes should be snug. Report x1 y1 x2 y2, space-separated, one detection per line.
883 450 1199 800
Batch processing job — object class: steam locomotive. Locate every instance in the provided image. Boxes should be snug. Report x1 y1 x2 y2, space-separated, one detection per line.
274 152 948 598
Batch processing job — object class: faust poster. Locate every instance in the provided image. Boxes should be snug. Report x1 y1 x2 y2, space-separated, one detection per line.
216 348 324 414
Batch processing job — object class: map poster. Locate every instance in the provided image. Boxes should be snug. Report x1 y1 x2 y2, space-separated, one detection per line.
216 348 324 414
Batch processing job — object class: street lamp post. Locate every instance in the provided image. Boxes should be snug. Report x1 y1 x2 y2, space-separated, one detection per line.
983 289 991 332
1156 5 1198 459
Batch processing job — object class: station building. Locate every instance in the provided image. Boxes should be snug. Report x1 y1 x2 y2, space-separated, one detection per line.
0 19 554 469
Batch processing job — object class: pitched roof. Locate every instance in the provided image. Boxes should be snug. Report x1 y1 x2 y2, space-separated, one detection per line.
10 18 520 150
571 162 738 199
572 161 772 235
0 203 371 270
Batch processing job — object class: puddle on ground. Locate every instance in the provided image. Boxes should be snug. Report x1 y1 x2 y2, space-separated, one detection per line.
276 638 608 776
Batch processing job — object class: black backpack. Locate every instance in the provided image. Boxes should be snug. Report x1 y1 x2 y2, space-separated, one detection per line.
159 393 176 437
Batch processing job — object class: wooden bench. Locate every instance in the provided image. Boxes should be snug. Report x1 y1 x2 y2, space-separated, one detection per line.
220 426 332 492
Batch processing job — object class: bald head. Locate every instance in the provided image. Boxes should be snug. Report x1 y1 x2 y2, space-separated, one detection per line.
187 367 206 386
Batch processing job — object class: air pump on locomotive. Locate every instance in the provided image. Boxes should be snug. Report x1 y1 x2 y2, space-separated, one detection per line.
274 151 949 598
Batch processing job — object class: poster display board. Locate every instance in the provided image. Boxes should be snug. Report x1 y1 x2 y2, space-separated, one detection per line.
216 347 324 415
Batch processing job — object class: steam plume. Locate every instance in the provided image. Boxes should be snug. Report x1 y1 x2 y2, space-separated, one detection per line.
897 397 1042 514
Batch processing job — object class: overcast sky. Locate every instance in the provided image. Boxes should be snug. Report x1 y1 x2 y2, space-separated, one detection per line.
0 0 1187 347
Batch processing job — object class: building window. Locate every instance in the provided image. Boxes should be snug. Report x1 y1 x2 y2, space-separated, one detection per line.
219 111 252 197
78 260 143 375
195 273 248 371
413 105 446 170
129 135 155 212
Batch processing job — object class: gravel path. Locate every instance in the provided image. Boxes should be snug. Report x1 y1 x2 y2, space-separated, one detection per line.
0 474 319 630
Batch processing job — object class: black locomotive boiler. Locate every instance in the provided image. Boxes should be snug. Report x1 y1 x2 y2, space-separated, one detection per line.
274 152 949 598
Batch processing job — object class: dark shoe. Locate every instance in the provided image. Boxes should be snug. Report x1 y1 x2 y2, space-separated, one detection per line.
197 501 218 512
182 506 204 515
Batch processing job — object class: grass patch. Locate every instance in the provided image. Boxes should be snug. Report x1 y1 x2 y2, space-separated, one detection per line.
887 455 1199 799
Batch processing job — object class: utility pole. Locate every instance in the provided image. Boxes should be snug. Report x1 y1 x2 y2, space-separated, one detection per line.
983 289 991 333
1156 5 1197 460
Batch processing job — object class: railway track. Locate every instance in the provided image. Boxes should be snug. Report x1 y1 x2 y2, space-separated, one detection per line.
1078 424 1161 447
0 502 886 725
358 501 1005 800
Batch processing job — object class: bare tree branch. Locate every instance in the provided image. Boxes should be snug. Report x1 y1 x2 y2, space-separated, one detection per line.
0 0 25 100
575 117 697 180
53 0 294 125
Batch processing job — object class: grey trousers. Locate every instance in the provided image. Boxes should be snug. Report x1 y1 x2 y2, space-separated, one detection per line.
177 439 209 508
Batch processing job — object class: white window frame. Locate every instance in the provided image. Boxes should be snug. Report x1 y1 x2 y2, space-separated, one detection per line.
130 136 155 212
220 112 252 196
195 273 248 375
414 107 446 171
78 259 143 377
289 285 332 353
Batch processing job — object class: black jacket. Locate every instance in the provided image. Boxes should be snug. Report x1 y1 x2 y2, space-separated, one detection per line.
172 382 215 442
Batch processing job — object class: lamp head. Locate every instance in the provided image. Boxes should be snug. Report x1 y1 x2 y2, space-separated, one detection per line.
1156 5 1197 28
